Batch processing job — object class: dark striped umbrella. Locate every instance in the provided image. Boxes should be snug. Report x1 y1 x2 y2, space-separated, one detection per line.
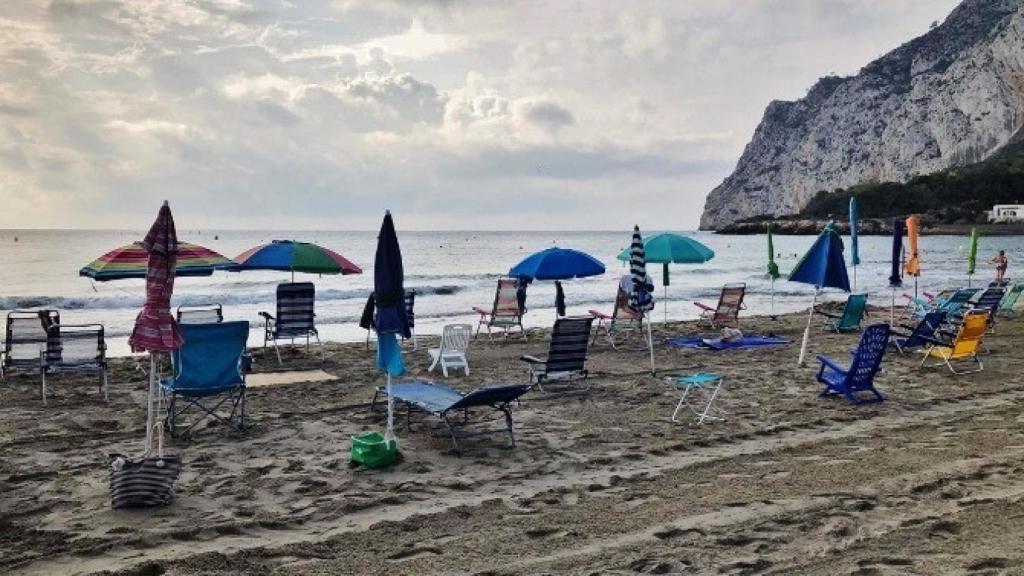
628 226 655 373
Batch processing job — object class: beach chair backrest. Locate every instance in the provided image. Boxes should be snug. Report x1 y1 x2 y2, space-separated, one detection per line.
275 282 316 334
846 323 890 389
999 284 1023 314
44 324 105 368
951 312 987 357
614 286 642 321
449 384 531 412
4 310 60 368
942 288 979 313
715 284 746 322
440 324 472 354
177 305 223 325
545 316 594 374
838 293 868 329
973 287 1005 313
405 290 416 328
492 279 521 318
907 311 945 347
171 321 249 390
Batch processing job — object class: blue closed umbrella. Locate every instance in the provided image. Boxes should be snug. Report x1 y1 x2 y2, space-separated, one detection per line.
888 218 905 324
849 197 860 290
789 227 850 366
373 211 407 444
510 247 605 280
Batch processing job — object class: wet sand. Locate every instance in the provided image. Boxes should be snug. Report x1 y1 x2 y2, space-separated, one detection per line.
2 307 1024 575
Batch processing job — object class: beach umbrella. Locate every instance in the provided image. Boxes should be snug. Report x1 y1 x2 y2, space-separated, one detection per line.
766 223 781 317
628 226 656 373
888 219 905 325
128 201 185 455
788 226 850 366
233 240 362 281
615 232 715 322
81 241 234 281
510 247 605 280
849 197 860 290
373 211 409 445
905 215 921 298
967 226 979 287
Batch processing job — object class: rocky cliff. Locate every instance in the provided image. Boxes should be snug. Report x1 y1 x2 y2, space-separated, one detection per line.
700 0 1024 230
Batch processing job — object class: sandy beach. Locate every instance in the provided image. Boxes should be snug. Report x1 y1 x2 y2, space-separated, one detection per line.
3 307 1024 575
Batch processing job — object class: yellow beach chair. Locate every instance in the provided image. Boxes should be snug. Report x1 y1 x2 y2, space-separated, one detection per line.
918 311 987 374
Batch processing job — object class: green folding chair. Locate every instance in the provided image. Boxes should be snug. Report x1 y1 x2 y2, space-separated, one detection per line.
820 293 868 333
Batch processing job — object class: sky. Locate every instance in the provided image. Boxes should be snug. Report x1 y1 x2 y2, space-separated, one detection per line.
0 0 961 231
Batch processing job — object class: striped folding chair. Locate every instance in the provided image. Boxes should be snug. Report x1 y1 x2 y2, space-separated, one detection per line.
2 310 59 382
520 316 594 393
176 304 224 325
40 323 108 404
259 282 321 365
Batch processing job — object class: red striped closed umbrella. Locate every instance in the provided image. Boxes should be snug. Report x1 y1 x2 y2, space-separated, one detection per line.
129 201 184 454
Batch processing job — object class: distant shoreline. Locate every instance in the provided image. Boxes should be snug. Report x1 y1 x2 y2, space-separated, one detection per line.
715 220 1024 236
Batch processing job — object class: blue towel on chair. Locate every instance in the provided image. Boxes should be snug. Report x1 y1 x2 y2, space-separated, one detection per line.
666 336 788 350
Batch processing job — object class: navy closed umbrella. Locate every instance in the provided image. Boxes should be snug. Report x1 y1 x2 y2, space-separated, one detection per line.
373 211 408 444
888 219 905 325
789 226 850 366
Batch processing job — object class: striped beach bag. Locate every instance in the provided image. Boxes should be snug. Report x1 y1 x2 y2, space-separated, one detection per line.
109 424 181 509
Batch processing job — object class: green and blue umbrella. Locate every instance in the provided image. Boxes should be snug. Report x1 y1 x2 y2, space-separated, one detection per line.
233 240 361 281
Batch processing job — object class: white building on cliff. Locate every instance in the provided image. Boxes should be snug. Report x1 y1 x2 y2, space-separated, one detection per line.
988 205 1024 223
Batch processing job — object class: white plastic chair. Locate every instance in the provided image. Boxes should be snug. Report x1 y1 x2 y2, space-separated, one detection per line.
428 324 472 377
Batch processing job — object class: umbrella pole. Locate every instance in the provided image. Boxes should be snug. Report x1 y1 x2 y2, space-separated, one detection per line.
145 354 156 455
853 265 857 292
770 278 776 319
663 285 668 323
890 288 896 326
646 316 655 375
798 289 818 367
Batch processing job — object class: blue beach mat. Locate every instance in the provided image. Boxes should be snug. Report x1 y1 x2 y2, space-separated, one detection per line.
666 336 788 351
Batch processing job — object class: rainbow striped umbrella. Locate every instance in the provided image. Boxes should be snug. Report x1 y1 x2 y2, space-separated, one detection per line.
81 241 234 281
233 240 362 281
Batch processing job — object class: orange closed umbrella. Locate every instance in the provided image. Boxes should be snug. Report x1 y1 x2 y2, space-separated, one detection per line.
904 215 921 277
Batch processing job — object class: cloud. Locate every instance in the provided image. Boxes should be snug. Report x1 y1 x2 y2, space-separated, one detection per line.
517 100 575 131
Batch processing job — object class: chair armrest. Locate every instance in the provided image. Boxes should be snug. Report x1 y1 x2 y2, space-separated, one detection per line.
815 354 846 374
259 312 274 320
589 310 611 320
241 353 254 374
520 355 546 365
693 302 713 311
472 307 489 316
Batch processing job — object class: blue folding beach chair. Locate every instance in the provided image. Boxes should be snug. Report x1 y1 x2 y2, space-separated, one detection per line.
818 293 868 333
815 323 890 404
889 311 945 354
372 381 531 454
161 321 251 437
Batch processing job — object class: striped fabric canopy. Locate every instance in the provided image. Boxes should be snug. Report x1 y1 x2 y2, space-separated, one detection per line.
81 242 233 281
233 240 361 276
128 203 184 353
629 226 654 313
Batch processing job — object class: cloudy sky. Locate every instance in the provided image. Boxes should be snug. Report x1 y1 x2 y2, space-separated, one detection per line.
0 0 960 230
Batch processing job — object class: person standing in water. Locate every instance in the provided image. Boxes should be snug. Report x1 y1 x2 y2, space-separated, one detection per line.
991 250 1009 282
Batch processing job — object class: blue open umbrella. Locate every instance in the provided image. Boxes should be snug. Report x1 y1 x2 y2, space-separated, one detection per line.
373 211 408 444
509 247 605 280
888 218 905 324
789 226 850 366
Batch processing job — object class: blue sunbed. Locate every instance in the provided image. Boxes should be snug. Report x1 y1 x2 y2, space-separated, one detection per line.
372 381 531 454
666 335 788 351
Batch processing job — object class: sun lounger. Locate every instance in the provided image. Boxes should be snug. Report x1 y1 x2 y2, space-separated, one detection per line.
372 381 531 454
889 311 945 354
520 316 594 392
817 293 868 332
918 310 987 374
161 321 251 437
40 323 108 404
589 277 644 348
428 324 472 377
473 278 526 340
815 323 889 404
997 283 1023 318
259 282 321 365
694 283 746 328
2 310 59 382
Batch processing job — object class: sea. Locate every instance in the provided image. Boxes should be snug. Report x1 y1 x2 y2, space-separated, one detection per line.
1 229 1021 357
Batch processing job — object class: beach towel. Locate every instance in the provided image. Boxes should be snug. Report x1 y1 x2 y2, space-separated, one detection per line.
666 335 788 351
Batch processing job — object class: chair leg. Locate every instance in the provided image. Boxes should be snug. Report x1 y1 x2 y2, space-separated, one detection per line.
671 386 690 423
428 353 439 372
697 379 724 425
501 404 515 448
442 414 462 455
273 340 283 366
441 359 449 378
101 368 109 401
40 368 47 405
315 333 325 361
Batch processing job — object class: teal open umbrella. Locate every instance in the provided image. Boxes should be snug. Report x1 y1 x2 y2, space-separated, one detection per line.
616 232 715 322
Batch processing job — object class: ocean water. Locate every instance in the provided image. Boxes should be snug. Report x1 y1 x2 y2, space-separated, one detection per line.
0 229 1020 356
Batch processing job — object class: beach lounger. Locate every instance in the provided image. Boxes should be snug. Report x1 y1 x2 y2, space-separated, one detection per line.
473 278 526 340
1 310 59 382
176 304 223 324
161 321 251 437
997 283 1023 318
259 282 322 365
815 323 890 404
889 311 945 354
918 310 987 374
938 288 980 316
428 324 472 377
40 323 108 404
694 283 746 328
818 293 868 333
668 372 726 424
371 381 531 454
520 316 594 392
589 277 645 348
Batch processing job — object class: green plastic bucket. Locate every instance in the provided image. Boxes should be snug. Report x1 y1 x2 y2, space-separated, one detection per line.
351 432 398 469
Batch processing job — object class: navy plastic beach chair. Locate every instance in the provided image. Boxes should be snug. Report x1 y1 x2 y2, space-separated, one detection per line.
161 321 251 437
815 323 890 404
520 316 594 393
260 282 322 365
372 381 531 454
890 311 945 354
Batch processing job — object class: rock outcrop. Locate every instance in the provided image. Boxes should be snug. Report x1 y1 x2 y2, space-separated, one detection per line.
700 0 1024 230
